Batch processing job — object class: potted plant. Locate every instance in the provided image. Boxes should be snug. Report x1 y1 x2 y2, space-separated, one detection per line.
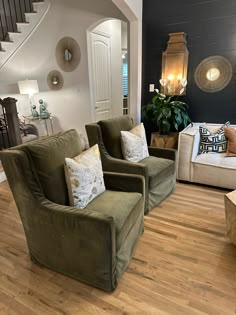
142 89 191 148
142 89 191 135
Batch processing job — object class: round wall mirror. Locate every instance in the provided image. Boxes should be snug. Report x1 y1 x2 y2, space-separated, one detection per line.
56 37 81 72
47 70 64 90
194 56 232 93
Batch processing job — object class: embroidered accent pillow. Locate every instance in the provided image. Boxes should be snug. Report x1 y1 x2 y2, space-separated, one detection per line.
198 121 230 154
64 144 105 209
224 127 236 157
121 123 149 162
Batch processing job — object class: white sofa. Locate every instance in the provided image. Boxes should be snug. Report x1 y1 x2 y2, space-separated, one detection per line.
177 123 236 189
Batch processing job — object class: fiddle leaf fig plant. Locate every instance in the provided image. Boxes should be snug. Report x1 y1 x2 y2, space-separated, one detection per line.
142 89 191 135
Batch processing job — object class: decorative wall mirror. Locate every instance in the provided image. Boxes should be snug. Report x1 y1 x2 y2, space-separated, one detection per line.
47 70 64 90
194 56 232 93
56 37 81 72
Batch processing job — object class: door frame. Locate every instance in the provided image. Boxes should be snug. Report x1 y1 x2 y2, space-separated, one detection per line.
87 28 112 122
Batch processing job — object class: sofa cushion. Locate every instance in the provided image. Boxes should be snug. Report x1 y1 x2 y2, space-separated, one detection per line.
19 129 82 206
87 190 142 250
193 152 236 169
98 116 134 159
140 156 175 189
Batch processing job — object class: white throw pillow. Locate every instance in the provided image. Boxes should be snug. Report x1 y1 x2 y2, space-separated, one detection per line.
64 144 105 209
121 123 149 162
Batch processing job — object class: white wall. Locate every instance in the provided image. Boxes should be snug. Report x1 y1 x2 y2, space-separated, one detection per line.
0 0 126 136
112 0 143 123
121 22 128 50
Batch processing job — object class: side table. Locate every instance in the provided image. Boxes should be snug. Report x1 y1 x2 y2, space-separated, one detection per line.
151 132 178 149
23 115 54 136
225 191 236 246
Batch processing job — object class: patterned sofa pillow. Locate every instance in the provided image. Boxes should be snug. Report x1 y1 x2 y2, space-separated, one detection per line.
198 121 230 154
64 144 105 208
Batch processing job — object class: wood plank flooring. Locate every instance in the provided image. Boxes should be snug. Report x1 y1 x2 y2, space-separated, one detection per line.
0 180 236 315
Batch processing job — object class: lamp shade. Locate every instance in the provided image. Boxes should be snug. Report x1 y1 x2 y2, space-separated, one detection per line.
18 80 39 96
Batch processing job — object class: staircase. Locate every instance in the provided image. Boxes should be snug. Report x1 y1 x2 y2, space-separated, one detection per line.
0 0 50 69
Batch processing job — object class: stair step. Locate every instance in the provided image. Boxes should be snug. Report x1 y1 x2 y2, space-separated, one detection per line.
0 41 14 51
24 12 37 23
16 22 30 33
7 32 22 41
32 1 45 12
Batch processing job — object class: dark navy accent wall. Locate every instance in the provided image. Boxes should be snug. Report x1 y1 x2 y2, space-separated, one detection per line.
142 0 236 140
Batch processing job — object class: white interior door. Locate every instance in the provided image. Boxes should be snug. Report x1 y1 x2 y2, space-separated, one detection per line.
91 32 112 121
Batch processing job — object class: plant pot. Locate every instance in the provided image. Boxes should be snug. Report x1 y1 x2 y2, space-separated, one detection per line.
150 132 179 149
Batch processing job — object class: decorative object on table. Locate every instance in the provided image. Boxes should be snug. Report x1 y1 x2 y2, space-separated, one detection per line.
39 99 50 119
31 104 39 118
56 37 81 72
198 121 230 154
194 56 233 93
159 32 189 96
224 190 236 246
142 89 191 136
47 70 64 90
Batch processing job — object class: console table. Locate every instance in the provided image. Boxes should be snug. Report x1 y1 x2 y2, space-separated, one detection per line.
23 115 54 136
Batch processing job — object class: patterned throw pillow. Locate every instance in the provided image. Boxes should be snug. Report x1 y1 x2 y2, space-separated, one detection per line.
198 121 230 154
121 123 149 162
64 144 105 209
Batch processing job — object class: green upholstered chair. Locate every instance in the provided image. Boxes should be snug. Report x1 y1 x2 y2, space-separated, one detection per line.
0 129 144 292
85 116 176 214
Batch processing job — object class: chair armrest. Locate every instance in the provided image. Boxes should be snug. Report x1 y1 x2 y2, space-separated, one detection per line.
32 198 117 291
148 146 176 161
103 171 144 195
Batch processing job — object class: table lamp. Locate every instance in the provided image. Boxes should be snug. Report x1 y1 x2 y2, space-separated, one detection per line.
18 79 39 106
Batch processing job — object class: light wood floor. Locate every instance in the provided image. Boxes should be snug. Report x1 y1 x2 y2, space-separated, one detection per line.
0 181 236 315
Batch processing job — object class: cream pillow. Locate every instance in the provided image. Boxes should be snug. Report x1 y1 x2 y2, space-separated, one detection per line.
121 123 149 162
64 144 105 209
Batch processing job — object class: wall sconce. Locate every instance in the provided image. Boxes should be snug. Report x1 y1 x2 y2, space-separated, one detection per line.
160 32 189 95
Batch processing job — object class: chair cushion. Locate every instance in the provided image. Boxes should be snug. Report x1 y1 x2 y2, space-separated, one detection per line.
140 156 175 189
19 129 82 206
87 190 142 250
98 116 134 159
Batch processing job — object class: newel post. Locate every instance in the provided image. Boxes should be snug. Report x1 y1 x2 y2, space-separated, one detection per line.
0 97 22 147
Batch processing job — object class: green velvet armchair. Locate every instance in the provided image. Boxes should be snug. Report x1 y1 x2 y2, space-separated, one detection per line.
86 116 176 214
0 129 145 292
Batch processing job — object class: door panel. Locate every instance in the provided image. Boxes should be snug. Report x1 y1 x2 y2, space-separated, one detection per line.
91 32 112 121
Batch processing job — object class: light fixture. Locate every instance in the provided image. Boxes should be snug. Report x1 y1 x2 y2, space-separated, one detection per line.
159 32 189 95
18 80 39 116
18 79 39 98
